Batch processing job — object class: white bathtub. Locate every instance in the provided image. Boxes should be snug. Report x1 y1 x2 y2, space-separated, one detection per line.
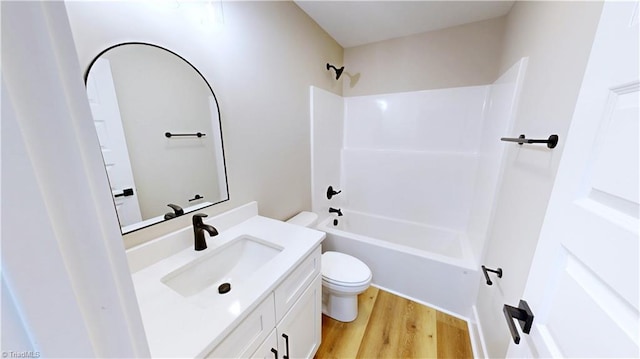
317 209 479 318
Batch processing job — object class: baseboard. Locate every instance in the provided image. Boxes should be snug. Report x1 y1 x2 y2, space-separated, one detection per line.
469 305 488 358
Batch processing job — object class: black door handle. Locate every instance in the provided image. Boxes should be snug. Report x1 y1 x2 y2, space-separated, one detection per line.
270 348 278 359
503 300 534 344
114 188 134 198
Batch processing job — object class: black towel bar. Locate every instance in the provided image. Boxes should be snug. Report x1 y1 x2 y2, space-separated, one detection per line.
165 132 206 138
188 194 204 202
501 134 558 149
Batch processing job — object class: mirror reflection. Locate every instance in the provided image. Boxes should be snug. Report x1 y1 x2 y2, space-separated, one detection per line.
85 42 229 234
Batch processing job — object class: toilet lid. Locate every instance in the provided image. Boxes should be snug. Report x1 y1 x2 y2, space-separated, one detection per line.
322 251 371 285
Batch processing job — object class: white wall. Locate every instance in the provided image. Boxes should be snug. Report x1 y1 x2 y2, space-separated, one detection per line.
310 87 344 220
65 1 344 247
474 1 604 357
343 16 506 96
1 2 148 356
342 87 488 231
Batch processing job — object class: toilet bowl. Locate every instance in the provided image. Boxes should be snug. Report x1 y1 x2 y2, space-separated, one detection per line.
321 251 372 322
287 212 372 323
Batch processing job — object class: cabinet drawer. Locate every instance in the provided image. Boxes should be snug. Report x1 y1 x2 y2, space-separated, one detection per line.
274 246 321 322
206 293 276 358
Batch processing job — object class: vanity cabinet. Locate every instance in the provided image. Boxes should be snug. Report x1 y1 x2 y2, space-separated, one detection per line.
206 246 321 359
204 294 276 358
252 275 322 359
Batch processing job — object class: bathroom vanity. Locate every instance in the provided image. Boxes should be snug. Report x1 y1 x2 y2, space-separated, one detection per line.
126 202 324 358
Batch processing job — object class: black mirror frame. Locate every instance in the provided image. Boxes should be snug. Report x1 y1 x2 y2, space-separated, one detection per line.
84 42 230 234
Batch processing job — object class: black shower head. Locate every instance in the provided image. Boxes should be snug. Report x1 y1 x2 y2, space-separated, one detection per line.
326 63 344 80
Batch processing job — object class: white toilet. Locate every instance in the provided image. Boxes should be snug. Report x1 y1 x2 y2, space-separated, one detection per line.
287 212 372 322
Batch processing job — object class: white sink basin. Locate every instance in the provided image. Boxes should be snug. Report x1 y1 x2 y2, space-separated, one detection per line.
161 236 283 297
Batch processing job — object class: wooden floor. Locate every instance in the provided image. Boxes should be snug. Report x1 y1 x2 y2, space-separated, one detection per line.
315 287 473 358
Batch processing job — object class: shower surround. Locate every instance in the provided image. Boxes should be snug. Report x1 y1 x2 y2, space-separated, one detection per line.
310 59 527 318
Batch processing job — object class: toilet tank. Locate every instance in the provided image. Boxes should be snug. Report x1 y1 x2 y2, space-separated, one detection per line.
286 212 318 228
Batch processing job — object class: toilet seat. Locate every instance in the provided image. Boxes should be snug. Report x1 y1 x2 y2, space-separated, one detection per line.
322 275 372 287
322 251 371 287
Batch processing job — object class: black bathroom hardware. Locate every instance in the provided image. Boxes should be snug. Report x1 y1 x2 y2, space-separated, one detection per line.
114 188 134 198
333 219 339 226
282 333 290 359
165 132 206 138
329 207 343 216
270 348 278 359
192 213 218 251
327 185 342 200
501 134 559 149
326 63 344 80
164 203 185 220
503 300 534 345
188 194 204 202
481 265 503 286
218 282 231 294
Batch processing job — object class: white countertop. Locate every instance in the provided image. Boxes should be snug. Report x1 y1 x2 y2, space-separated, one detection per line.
127 203 324 358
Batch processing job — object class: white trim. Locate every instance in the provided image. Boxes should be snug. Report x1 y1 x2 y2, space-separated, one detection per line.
469 304 489 359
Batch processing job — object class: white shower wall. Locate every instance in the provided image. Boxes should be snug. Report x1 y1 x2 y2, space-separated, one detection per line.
310 58 526 264
466 58 528 261
344 87 489 152
343 87 489 231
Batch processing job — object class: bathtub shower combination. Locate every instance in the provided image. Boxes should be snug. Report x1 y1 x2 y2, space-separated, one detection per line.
310 59 527 318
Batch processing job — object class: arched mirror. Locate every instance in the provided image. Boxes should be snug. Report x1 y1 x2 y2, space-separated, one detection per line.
85 42 229 234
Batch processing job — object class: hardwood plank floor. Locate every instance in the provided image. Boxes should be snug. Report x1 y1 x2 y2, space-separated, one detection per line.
315 287 473 358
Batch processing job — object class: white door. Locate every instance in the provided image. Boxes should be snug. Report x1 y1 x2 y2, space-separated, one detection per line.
86 58 143 226
510 1 639 357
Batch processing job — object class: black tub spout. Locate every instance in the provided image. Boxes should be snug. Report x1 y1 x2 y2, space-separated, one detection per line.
328 207 343 216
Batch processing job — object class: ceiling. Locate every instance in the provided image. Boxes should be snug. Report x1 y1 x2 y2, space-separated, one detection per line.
295 1 515 48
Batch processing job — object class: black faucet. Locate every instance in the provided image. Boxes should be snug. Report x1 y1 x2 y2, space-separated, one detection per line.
192 213 218 251
164 203 184 220
326 186 342 200
328 207 343 216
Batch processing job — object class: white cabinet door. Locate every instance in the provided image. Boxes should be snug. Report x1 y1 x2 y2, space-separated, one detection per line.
205 294 276 358
274 247 321 322
251 329 278 359
511 1 639 357
276 275 322 359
